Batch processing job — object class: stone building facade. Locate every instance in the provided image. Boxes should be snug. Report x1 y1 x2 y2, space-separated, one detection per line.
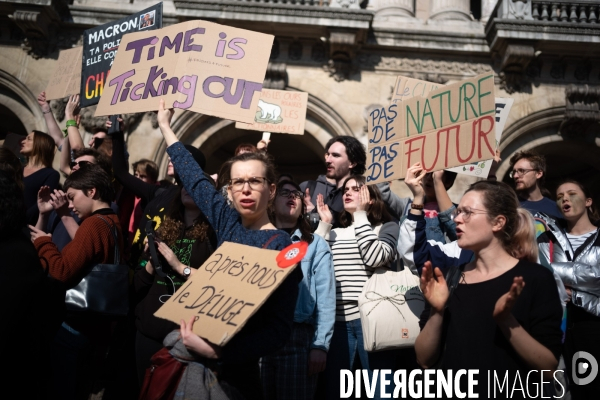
0 0 598 200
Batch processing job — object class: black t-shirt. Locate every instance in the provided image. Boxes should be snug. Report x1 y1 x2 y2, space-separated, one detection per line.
421 260 563 398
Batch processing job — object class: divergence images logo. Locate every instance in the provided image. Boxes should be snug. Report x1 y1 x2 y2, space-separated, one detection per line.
572 351 598 386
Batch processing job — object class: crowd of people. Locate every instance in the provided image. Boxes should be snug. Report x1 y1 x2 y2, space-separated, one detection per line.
0 92 598 400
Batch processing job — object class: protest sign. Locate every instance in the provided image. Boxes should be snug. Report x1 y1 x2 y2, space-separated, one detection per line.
446 97 514 177
94 20 273 123
45 47 83 100
235 89 308 134
391 76 441 104
154 241 298 346
81 2 163 108
366 73 496 184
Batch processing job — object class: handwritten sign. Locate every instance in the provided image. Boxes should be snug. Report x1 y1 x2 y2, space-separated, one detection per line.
446 97 514 177
235 89 308 134
154 241 298 346
366 73 496 184
81 3 163 108
45 47 83 101
94 20 274 123
391 76 441 104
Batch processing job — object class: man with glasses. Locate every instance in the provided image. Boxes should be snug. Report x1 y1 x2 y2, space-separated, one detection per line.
509 150 561 220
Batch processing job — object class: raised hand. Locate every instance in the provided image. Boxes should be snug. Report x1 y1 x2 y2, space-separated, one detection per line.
157 99 174 129
420 261 449 314
316 193 333 224
493 276 525 323
65 94 80 120
404 162 425 199
180 315 222 359
355 185 371 212
156 241 184 273
37 92 51 114
304 188 315 213
50 189 69 216
37 186 54 215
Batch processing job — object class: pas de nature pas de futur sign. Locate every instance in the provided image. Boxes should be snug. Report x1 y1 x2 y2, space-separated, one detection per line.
95 20 274 123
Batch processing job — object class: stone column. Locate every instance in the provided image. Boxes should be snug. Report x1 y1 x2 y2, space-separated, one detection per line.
370 0 415 18
430 0 471 21
480 0 497 23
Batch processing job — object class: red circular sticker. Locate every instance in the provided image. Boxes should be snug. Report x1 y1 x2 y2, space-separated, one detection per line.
276 241 308 268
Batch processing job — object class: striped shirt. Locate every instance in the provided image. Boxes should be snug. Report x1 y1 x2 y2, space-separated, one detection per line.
316 211 399 321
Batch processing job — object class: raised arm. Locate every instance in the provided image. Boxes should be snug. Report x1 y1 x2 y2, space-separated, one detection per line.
37 92 63 148
64 95 85 151
110 124 159 203
157 100 237 240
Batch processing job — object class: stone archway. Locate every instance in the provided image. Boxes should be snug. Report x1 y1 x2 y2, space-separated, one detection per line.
153 90 355 184
0 69 47 140
497 107 600 200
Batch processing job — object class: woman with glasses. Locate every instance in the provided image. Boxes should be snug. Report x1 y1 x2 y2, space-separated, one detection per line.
261 180 335 400
410 166 562 396
156 100 301 398
314 175 399 400
537 180 600 398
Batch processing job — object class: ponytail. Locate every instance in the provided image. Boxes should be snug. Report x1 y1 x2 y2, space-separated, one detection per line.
509 208 538 263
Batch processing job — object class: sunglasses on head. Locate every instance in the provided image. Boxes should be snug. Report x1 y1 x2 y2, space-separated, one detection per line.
70 160 93 169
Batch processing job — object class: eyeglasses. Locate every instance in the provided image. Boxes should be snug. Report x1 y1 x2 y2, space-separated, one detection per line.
509 168 537 178
70 160 93 169
228 177 269 192
452 207 488 221
278 189 303 199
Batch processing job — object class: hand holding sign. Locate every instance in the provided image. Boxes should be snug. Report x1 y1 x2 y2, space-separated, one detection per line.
404 163 425 204
180 316 222 359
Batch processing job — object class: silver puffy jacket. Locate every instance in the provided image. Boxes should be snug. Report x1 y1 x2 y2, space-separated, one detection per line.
537 214 600 317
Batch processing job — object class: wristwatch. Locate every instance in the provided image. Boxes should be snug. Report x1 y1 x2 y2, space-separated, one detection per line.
183 267 191 278
411 203 424 210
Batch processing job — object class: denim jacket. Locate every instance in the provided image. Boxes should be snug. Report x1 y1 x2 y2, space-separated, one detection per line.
291 229 336 352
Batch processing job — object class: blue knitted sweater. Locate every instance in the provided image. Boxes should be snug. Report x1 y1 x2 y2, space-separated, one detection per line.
166 142 301 366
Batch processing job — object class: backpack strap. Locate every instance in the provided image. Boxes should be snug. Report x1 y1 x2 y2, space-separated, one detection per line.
96 215 121 264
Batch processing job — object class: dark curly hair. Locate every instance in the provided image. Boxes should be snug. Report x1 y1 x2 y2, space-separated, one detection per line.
325 136 366 176
155 185 211 247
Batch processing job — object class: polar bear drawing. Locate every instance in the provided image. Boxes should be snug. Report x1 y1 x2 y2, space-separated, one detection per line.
257 99 282 123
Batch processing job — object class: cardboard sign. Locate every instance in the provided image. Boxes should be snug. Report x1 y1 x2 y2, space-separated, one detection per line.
366 73 496 184
446 97 514 177
235 89 308 134
45 47 83 100
94 20 274 123
367 115 496 183
154 241 298 346
391 76 441 104
81 3 163 108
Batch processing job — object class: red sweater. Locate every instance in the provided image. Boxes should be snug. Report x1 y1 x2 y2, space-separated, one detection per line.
34 212 123 288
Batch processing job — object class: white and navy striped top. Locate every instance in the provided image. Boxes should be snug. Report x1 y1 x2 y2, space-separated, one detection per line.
315 211 399 321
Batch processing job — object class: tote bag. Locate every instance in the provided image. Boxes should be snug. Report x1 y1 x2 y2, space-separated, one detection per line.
65 215 129 317
358 266 424 351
